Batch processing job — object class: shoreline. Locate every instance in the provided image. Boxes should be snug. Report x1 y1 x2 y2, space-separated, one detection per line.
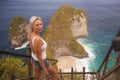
56 39 96 72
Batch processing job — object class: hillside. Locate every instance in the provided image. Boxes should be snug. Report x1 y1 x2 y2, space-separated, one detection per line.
8 16 28 48
43 5 88 58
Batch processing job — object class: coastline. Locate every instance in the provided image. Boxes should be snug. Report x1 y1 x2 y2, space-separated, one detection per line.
56 39 96 72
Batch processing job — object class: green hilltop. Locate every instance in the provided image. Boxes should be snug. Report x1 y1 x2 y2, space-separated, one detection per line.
8 16 28 48
8 16 27 38
43 5 88 58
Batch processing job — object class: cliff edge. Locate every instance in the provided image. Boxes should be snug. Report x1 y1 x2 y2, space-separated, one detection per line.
8 16 29 48
43 5 88 58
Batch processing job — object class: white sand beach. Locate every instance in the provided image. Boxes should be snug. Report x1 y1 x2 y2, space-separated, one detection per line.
56 56 76 72
56 41 96 72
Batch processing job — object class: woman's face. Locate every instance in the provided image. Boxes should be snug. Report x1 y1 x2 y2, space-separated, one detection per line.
33 19 43 33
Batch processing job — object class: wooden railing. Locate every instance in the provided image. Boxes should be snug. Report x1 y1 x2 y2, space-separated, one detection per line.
97 44 120 80
0 48 58 80
58 67 98 80
0 48 120 80
0 49 98 80
97 29 120 80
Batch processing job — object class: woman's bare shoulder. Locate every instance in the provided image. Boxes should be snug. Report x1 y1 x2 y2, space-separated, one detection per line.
34 36 43 45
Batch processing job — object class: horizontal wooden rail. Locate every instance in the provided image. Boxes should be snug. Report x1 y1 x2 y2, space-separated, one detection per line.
0 49 58 64
0 49 31 58
58 72 97 74
58 67 98 80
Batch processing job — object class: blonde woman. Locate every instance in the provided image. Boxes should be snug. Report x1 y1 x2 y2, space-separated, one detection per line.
29 16 57 80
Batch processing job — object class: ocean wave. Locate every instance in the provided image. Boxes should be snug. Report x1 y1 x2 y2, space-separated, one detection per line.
93 41 108 46
15 41 29 50
75 39 96 72
75 42 96 72
104 34 113 38
78 38 108 46
62 39 96 72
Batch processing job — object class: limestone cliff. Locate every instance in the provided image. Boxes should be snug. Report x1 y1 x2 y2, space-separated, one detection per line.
8 16 28 48
71 12 88 38
43 5 88 58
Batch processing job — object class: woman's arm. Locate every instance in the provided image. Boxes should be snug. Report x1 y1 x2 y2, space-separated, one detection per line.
34 37 49 77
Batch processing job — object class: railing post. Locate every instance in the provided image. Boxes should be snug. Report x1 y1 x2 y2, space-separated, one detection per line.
59 69 63 80
71 67 73 80
97 45 113 73
102 58 109 76
83 67 85 80
114 53 120 80
26 48 33 79
10 74 15 80
97 72 100 80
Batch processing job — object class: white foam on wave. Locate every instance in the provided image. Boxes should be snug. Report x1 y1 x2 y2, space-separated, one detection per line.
93 41 108 46
63 39 96 72
73 43 96 72
74 39 96 72
15 41 29 50
64 39 96 72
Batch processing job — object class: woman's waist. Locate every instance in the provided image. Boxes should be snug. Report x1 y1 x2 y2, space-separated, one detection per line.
31 52 46 61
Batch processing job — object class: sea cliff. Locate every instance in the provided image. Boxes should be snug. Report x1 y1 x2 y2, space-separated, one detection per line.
43 5 88 58
8 16 28 48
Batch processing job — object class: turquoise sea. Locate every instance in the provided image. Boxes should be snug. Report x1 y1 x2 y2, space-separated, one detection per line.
0 0 120 71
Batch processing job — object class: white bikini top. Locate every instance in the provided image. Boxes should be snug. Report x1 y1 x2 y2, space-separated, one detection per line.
31 36 47 61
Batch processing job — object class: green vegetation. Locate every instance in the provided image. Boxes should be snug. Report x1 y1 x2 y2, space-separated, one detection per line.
43 5 87 57
68 38 85 55
0 56 28 80
8 16 27 39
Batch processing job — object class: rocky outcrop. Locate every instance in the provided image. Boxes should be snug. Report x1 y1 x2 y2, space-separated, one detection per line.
43 5 88 58
8 16 29 48
71 13 88 38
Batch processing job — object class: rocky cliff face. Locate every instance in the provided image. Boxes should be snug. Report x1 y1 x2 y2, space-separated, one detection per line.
71 13 88 38
43 5 88 58
8 16 28 48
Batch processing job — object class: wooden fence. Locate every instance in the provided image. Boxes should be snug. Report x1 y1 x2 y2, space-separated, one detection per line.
0 48 57 80
58 67 98 80
0 49 98 80
97 28 120 80
0 46 120 80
